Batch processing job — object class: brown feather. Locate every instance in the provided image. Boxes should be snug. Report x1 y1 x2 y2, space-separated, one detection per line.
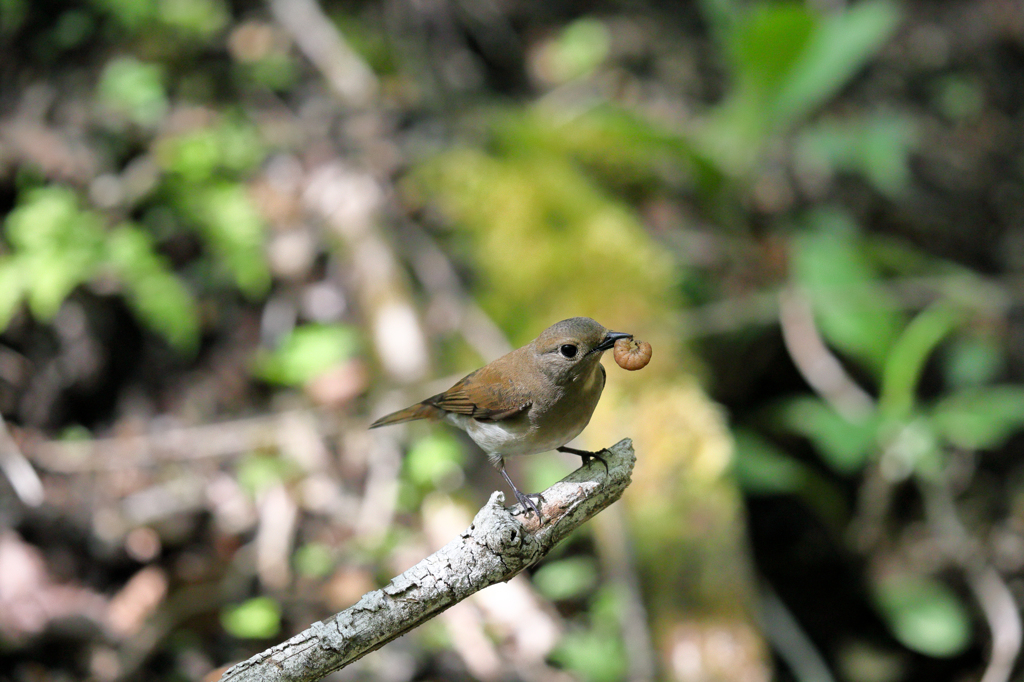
370 353 536 428
368 402 443 428
425 363 533 421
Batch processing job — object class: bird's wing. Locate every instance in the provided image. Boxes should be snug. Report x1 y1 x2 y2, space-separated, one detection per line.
425 368 531 422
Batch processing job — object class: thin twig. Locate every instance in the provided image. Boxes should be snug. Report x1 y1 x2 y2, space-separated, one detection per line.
778 286 875 420
760 586 837 682
974 565 1022 682
266 0 378 107
919 473 1022 682
219 439 636 682
678 273 1012 340
28 409 339 472
0 416 44 506
395 220 514 361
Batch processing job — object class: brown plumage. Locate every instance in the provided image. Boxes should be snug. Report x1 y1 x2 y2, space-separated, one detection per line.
370 317 632 517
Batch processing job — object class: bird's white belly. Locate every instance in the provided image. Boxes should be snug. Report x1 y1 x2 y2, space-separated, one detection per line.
445 413 584 458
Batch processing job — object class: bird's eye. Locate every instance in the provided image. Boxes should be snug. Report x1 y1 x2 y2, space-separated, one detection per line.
560 344 578 358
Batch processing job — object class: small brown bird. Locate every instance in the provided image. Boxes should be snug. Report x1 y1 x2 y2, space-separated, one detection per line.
369 317 632 517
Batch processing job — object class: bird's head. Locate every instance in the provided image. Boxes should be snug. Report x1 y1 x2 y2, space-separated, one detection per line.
530 317 631 384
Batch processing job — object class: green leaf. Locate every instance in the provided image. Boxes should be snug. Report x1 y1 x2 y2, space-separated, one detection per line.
158 128 221 183
236 453 296 498
550 626 627 682
221 597 281 639
533 557 599 602
182 183 270 296
3 189 200 351
773 1 901 126
777 397 878 474
934 75 984 121
3 186 107 320
294 542 335 578
541 17 610 83
792 208 904 374
931 386 1024 451
942 336 1004 389
157 118 265 182
254 324 360 386
404 431 465 490
525 454 573 496
879 303 963 421
106 225 200 352
732 429 810 493
796 113 917 196
706 1 899 170
89 0 156 28
123 270 200 352
0 259 26 330
156 0 228 37
728 3 816 111
873 574 971 657
98 57 168 127
1 0 28 35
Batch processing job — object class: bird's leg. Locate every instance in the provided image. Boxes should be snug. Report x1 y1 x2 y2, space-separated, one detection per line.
557 445 609 475
498 461 542 518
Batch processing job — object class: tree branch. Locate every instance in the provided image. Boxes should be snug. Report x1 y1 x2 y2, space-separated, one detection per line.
219 439 637 682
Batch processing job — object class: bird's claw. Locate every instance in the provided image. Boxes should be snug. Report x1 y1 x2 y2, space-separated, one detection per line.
499 465 543 519
557 445 610 475
582 449 610 474
513 491 543 519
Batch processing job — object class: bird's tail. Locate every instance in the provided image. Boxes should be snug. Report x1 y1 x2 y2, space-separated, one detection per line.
369 402 443 428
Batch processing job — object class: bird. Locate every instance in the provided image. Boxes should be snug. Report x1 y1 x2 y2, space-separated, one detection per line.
369 317 632 518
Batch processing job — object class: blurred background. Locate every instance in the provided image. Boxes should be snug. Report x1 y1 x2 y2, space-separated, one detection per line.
1 0 1023 680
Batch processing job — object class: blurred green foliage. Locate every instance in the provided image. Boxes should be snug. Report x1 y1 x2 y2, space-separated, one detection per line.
398 432 466 511
792 209 905 374
873 574 972 657
549 587 628 682
764 213 1024 480
221 596 282 640
91 0 228 36
236 452 300 498
2 48 271 351
538 17 611 84
704 0 902 173
733 202 1024 650
795 113 917 196
931 387 1024 451
99 57 169 127
1 187 108 323
403 431 464 489
254 324 360 386
413 113 678 342
157 117 271 297
294 542 337 579
0 186 200 351
775 397 879 474
156 117 266 182
732 429 812 495
0 0 28 35
532 556 600 602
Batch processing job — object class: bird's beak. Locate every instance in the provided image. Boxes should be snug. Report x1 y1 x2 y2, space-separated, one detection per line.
594 331 632 353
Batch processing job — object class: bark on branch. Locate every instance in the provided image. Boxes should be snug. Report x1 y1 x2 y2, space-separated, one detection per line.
219 438 636 682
